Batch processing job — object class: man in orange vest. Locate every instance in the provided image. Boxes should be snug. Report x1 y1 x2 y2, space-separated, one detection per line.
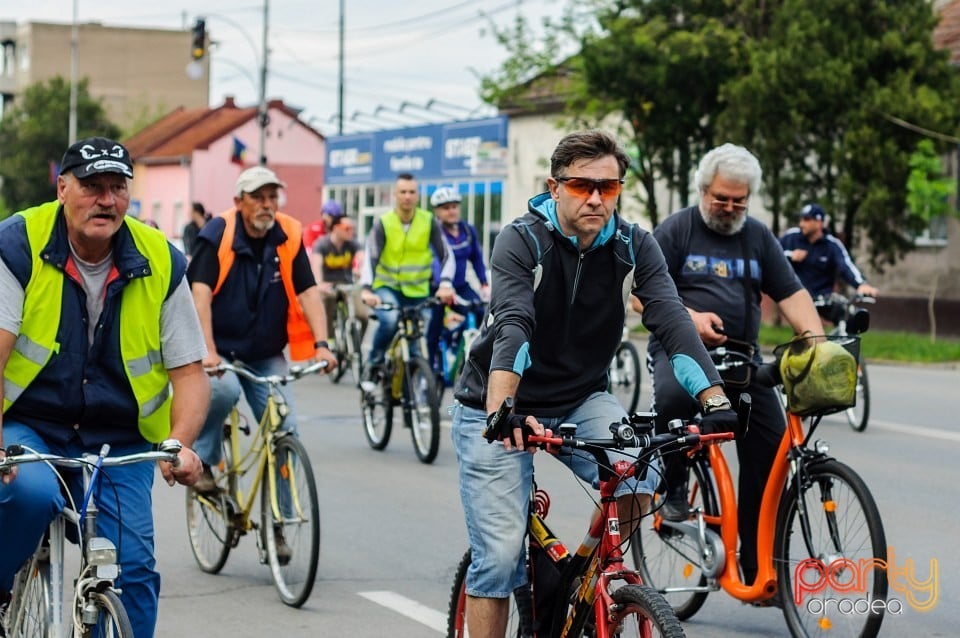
187 166 337 499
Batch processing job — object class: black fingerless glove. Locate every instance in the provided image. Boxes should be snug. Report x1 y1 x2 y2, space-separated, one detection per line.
699 408 740 435
483 412 533 443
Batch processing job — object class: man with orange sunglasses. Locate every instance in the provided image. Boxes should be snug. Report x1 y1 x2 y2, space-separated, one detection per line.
451 129 735 638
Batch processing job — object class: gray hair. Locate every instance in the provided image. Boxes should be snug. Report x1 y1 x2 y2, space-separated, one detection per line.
694 143 762 196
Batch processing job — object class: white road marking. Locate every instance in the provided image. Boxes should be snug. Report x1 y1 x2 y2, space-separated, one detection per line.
358 591 446 633
865 419 960 443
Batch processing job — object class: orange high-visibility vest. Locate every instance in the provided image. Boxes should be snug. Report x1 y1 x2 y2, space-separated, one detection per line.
214 209 316 361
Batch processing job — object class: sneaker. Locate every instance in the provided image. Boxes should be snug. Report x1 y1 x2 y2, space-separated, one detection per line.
1 588 11 637
193 463 219 496
274 526 292 566
360 364 384 395
660 485 690 522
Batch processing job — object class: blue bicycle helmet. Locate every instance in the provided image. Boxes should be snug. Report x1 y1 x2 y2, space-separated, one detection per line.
321 200 343 218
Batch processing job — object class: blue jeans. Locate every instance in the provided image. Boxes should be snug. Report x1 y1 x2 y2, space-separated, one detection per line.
193 353 297 467
451 392 658 598
367 287 430 367
0 422 160 638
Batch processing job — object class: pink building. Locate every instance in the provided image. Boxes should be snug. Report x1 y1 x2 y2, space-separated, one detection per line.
124 96 325 245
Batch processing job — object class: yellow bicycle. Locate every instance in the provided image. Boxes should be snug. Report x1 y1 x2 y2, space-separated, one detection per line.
184 359 325 607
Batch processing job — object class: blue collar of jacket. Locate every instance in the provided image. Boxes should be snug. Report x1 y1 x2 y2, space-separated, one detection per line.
225 209 290 258
41 207 152 279
528 191 617 251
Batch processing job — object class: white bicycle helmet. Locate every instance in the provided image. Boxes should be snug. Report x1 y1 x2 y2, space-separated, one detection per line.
430 186 461 207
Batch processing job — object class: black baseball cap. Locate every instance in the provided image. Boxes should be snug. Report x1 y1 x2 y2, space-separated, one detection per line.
60 137 134 179
800 203 825 221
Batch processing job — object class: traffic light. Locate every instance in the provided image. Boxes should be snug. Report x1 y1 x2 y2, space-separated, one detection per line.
191 18 206 60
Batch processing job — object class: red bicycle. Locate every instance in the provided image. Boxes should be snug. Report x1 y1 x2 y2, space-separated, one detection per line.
447 411 733 637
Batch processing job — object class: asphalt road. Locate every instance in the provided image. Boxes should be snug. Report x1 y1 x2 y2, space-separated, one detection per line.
150 352 958 637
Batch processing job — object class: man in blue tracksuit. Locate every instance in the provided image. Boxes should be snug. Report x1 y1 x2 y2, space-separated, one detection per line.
779 203 879 300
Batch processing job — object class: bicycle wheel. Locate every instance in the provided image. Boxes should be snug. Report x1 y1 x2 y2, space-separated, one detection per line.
447 549 529 638
361 363 393 450
609 340 642 414
83 589 134 638
404 356 441 464
185 423 234 574
632 456 718 620
845 360 870 432
331 302 350 384
776 458 887 638
349 319 365 385
7 553 51 637
600 584 686 638
261 435 320 607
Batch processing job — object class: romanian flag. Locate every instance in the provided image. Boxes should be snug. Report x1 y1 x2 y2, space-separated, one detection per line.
230 137 247 165
49 161 59 184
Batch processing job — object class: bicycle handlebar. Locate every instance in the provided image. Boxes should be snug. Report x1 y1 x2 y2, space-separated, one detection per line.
1 443 182 474
813 292 876 307
205 359 329 384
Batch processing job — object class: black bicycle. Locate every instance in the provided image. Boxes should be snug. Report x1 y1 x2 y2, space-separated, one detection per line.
360 299 442 463
812 292 873 431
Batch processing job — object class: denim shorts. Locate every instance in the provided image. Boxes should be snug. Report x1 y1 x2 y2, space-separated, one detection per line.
451 391 659 598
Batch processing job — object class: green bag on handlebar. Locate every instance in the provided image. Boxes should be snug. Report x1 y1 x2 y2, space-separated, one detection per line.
778 335 859 417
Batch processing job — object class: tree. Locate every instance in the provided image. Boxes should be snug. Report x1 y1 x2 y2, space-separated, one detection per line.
480 1 743 226
719 0 960 269
482 0 960 270
0 77 121 213
905 139 957 343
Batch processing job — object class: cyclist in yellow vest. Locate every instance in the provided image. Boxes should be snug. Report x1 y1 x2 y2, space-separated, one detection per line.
359 173 455 373
0 137 210 638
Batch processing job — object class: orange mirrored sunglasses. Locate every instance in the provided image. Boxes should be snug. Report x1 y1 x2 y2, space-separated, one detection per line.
555 176 623 198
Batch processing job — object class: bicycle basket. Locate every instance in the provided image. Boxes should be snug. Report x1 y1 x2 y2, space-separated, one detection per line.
775 334 860 417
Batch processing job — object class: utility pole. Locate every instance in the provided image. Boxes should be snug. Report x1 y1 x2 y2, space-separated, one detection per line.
68 0 79 145
337 0 345 135
258 0 270 165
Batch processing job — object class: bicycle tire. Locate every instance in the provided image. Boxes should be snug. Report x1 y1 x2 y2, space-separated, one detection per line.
845 360 870 432
331 301 350 384
447 549 529 638
349 319 365 385
185 422 234 574
361 363 393 450
609 340 642 414
7 552 51 637
632 455 718 620
600 584 687 638
775 458 887 638
404 356 441 464
261 435 320 607
82 589 134 638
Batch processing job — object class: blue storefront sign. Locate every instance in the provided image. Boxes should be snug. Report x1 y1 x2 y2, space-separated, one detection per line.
325 116 508 184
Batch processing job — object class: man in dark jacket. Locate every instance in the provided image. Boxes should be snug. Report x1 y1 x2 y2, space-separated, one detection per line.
451 129 735 638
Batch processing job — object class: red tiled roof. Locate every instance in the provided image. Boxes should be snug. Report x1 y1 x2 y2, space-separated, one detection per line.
124 98 323 162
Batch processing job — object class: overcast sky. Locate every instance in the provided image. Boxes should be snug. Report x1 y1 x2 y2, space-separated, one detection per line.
5 0 563 136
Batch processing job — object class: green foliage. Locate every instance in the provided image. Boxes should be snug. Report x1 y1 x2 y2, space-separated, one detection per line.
0 77 121 211
906 138 956 227
481 0 960 268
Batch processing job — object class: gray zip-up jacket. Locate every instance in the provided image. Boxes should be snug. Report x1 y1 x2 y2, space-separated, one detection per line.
454 192 721 417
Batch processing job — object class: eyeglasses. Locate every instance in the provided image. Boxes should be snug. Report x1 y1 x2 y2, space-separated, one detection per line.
709 193 749 211
555 176 624 198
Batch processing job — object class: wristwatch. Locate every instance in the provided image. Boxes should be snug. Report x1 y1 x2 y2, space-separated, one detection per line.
702 394 732 415
314 340 330 350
